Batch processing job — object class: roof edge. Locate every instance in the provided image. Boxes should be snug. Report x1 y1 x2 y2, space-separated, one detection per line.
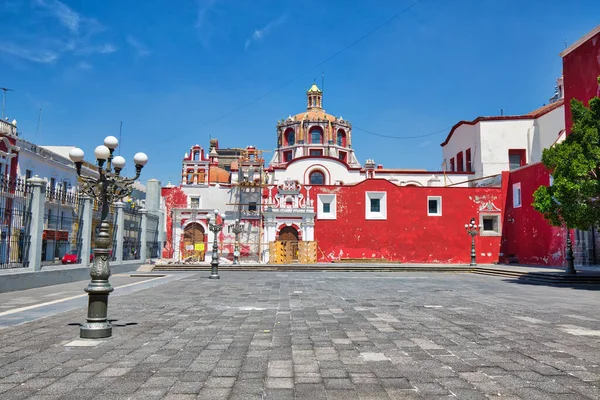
560 25 600 58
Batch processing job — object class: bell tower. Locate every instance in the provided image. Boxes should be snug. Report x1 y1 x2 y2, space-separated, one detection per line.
307 83 322 110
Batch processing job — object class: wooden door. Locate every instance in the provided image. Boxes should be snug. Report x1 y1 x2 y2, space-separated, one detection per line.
183 223 205 260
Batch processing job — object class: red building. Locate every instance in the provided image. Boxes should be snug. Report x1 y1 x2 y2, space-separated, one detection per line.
561 25 600 135
499 25 600 267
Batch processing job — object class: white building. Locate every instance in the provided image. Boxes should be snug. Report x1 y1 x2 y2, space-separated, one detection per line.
440 77 565 182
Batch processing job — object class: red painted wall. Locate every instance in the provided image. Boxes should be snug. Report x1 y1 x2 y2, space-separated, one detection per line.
562 28 600 134
161 186 188 258
500 163 568 266
312 179 504 264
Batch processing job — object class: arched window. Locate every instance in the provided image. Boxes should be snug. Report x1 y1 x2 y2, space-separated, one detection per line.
285 129 295 146
193 151 200 161
309 170 325 185
186 169 194 184
310 127 323 144
336 130 346 147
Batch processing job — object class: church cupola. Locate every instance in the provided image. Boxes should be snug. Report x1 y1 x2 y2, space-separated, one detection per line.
307 83 322 110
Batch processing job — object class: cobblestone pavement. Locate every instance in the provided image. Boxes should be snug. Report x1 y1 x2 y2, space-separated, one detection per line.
0 271 599 399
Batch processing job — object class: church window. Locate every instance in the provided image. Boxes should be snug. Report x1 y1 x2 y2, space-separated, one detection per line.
456 152 464 172
370 198 380 213
248 202 257 212
190 197 200 208
310 127 323 144
480 214 501 236
365 192 387 220
336 130 346 146
186 169 194 184
466 148 472 172
309 149 323 156
449 158 455 172
338 151 347 162
309 171 325 185
285 129 295 146
427 196 442 216
317 194 336 219
193 151 200 161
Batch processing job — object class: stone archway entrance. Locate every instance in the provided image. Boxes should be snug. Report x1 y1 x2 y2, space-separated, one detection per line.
279 226 299 241
183 223 205 261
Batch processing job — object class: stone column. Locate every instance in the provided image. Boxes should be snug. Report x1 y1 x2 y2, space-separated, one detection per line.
27 177 46 271
80 196 94 268
139 209 148 262
115 202 125 263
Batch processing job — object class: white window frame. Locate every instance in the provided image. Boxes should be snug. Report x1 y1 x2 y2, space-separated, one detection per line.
365 192 387 220
190 196 201 209
480 214 501 236
427 196 442 216
513 182 521 208
317 194 336 220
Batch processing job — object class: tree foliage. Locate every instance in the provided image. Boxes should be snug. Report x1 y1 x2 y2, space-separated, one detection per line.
533 86 600 230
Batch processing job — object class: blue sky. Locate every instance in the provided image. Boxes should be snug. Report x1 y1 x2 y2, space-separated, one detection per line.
1 0 599 185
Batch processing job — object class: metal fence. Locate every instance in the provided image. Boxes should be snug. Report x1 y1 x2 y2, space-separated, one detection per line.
123 206 142 260
0 177 31 269
146 213 160 259
43 187 83 264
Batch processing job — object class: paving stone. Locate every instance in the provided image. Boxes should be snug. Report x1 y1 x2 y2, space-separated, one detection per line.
0 271 599 399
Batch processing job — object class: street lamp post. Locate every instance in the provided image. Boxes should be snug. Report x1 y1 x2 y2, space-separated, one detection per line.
69 136 148 339
232 218 243 265
207 209 226 279
465 217 481 266
565 228 577 274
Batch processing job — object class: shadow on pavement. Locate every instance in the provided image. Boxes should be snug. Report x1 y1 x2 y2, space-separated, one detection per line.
503 275 600 291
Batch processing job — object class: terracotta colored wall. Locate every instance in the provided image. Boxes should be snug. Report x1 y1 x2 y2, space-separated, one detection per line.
311 179 504 264
562 29 600 134
500 163 567 266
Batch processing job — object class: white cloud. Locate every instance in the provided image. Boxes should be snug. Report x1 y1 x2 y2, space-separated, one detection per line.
126 35 151 57
0 0 116 64
194 0 219 47
0 43 58 64
77 43 117 55
244 15 287 50
34 0 81 33
77 61 93 70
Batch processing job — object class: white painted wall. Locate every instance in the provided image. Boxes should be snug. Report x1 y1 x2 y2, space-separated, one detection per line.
478 120 533 178
441 123 480 175
530 105 565 163
271 158 363 185
442 106 565 181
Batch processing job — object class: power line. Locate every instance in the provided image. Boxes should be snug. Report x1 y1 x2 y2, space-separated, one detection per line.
196 0 421 130
353 125 450 140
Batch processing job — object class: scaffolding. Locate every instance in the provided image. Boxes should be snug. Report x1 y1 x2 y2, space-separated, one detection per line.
227 147 271 263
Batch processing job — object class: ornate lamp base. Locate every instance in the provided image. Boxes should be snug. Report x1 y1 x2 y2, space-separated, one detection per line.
209 260 220 279
80 282 114 338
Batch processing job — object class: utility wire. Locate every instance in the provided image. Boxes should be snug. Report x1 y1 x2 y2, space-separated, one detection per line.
197 0 421 130
352 125 450 140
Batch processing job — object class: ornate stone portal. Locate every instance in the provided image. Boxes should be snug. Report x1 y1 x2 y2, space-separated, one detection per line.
263 178 315 262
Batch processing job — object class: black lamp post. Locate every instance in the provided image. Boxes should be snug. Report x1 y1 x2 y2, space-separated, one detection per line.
69 136 148 339
207 209 226 279
465 217 480 266
565 228 577 274
232 218 243 265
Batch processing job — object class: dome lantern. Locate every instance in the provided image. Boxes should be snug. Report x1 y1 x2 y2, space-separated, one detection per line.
307 83 323 110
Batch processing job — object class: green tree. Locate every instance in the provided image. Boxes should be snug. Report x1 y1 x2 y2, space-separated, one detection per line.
533 77 600 273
